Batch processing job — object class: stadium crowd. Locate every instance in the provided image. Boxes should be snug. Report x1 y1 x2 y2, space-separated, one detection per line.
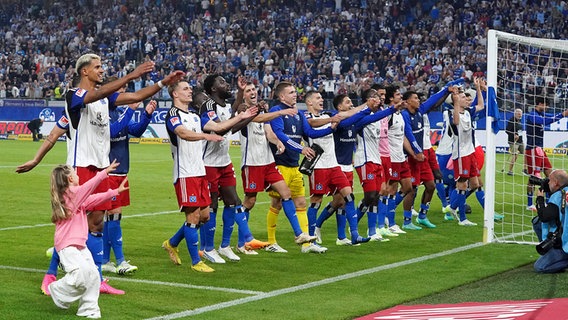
0 0 567 108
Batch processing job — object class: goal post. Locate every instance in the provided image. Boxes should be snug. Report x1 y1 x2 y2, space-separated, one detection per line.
484 30 568 244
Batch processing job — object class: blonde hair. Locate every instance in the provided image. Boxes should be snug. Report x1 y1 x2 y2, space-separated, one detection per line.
274 81 294 101
168 80 183 99
75 53 101 76
50 165 74 223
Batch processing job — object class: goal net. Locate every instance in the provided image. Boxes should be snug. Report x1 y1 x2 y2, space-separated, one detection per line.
485 30 568 244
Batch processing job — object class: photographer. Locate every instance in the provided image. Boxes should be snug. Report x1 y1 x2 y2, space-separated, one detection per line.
534 170 568 273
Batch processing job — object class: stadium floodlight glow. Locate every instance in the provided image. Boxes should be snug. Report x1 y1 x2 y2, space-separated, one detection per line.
485 30 568 244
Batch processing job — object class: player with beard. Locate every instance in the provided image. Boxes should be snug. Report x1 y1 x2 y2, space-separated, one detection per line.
41 54 184 295
384 86 423 232
401 78 464 229
313 94 384 245
199 74 264 264
352 88 402 240
233 81 316 254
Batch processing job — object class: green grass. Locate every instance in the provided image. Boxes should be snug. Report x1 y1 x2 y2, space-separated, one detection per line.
0 140 563 320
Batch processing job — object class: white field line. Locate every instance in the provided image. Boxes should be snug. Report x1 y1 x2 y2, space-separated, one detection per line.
0 265 263 295
0 242 487 319
144 242 485 320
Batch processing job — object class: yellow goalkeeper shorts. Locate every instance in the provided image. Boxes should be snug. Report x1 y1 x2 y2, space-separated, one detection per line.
268 165 305 199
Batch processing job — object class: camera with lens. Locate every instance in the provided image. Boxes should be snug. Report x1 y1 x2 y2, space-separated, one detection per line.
536 230 562 255
528 175 551 194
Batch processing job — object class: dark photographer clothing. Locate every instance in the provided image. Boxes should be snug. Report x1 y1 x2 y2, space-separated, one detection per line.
505 116 524 155
27 118 43 141
505 116 523 144
534 185 568 273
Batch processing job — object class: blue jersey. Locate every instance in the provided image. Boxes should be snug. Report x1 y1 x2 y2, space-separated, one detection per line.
109 106 152 174
321 109 369 167
334 125 357 166
269 103 333 167
525 109 564 150
402 87 451 150
403 110 425 151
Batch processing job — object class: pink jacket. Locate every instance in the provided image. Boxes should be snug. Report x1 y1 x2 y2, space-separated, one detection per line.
53 170 118 252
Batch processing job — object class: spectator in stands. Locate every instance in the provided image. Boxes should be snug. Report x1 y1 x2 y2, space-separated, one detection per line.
0 0 566 109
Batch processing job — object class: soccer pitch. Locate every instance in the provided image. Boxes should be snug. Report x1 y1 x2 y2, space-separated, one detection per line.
0 140 550 319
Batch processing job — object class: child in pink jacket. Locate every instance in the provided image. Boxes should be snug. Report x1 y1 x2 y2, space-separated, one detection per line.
48 160 127 319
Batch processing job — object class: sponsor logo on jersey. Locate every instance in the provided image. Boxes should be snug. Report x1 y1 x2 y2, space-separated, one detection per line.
170 117 181 126
59 116 69 127
75 88 86 97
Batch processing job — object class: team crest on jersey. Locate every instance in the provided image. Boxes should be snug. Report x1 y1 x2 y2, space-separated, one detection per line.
367 174 375 180
463 169 469 175
170 117 181 126
292 125 296 133
294 114 300 120
316 184 323 190
96 112 103 122
418 122 422 129
348 129 352 137
207 111 216 119
75 88 86 97
392 172 399 178
249 182 257 189
189 196 197 202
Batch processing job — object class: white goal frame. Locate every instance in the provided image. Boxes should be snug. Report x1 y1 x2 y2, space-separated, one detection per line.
485 30 568 244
